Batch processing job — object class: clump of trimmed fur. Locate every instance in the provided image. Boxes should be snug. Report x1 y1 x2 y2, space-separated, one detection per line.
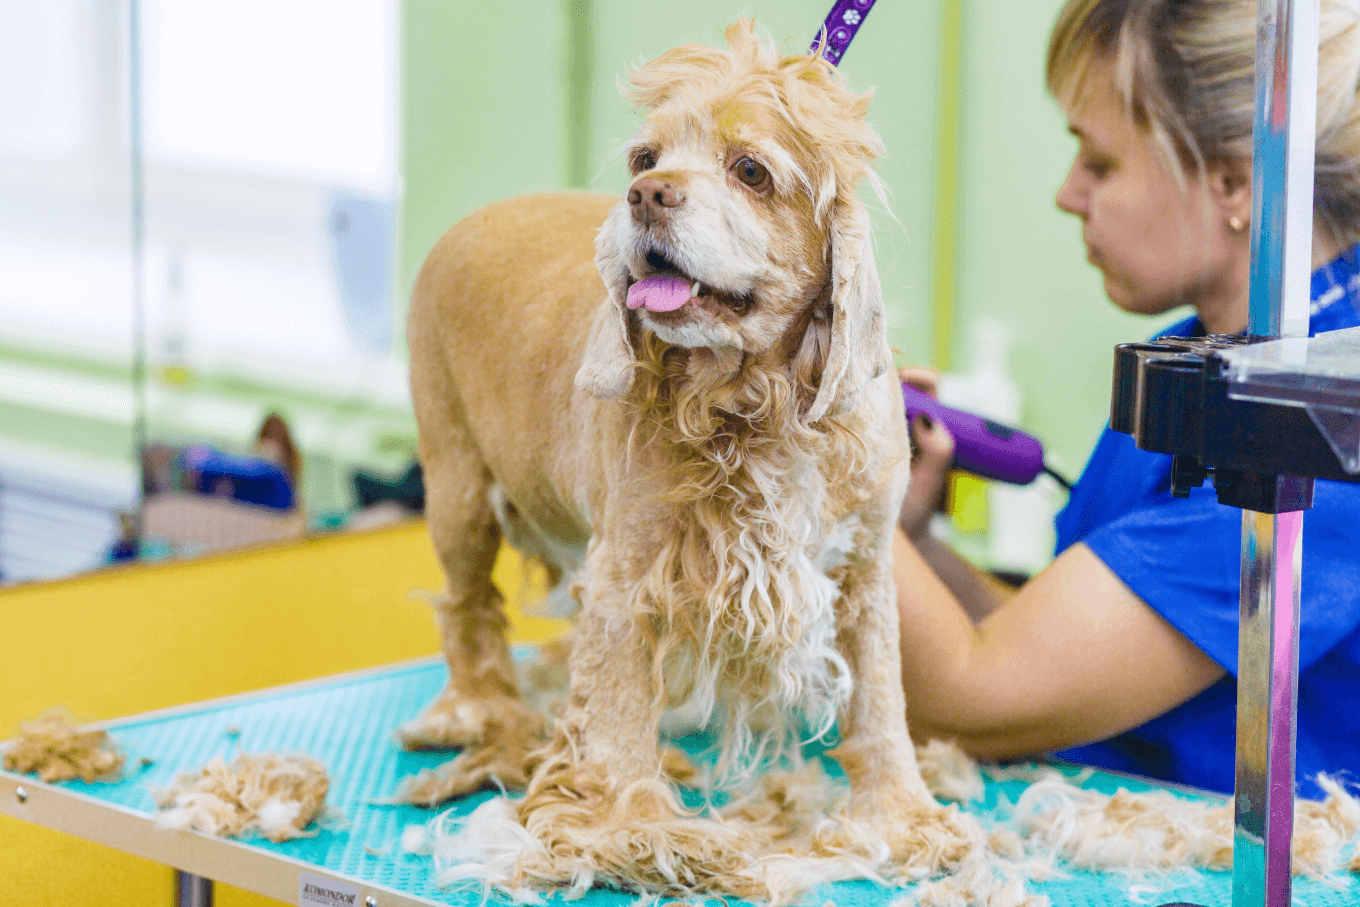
412 634 988 902
153 752 332 843
916 739 986 805
1295 775 1360 875
1012 773 1360 879
2 708 125 783
432 752 984 906
417 711 1360 905
892 856 1050 907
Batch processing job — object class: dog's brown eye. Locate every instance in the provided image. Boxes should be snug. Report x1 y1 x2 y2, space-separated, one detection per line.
631 148 658 174
733 157 770 191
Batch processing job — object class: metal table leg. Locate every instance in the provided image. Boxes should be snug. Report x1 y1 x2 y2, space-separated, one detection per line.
1233 511 1303 907
175 869 214 907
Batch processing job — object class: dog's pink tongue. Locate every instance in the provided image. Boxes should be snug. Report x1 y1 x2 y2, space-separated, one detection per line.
627 275 692 312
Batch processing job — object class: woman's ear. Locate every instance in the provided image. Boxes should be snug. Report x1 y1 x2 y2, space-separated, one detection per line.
1211 157 1253 229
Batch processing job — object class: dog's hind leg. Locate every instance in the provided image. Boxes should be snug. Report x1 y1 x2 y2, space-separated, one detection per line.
395 359 543 755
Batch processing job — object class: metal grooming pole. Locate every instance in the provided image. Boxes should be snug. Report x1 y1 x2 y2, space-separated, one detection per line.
1116 4 1356 907
1235 2 1316 906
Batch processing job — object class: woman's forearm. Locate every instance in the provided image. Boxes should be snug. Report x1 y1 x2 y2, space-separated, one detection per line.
893 529 991 735
893 530 1227 760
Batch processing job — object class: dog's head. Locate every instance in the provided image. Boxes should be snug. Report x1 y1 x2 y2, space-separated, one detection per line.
575 18 892 423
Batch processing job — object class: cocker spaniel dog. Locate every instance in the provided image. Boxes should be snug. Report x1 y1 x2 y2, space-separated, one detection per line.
399 19 972 900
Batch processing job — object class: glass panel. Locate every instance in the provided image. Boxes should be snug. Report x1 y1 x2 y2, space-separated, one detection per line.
135 0 413 563
1221 327 1360 476
0 0 139 584
0 0 414 583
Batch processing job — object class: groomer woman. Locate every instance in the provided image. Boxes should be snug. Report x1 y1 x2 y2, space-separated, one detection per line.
896 0 1360 799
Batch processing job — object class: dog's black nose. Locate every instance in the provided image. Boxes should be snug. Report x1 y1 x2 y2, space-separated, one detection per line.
629 176 684 226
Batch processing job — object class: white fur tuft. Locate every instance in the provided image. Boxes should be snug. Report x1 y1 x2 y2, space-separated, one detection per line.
255 798 302 838
401 823 430 855
431 798 548 904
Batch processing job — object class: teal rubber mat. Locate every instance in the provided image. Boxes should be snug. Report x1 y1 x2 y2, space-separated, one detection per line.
6 655 1355 906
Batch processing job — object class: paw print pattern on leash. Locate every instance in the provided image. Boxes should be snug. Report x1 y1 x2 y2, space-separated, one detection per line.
811 0 877 65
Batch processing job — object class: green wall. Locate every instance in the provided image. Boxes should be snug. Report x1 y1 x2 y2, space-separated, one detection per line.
400 0 572 295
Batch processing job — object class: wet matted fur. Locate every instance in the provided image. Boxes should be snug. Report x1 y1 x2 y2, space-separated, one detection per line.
400 19 973 899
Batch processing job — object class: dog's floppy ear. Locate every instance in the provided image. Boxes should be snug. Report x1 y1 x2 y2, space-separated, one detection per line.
575 221 636 398
805 195 893 423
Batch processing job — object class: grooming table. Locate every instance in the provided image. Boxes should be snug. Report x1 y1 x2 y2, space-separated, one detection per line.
1 656 1351 907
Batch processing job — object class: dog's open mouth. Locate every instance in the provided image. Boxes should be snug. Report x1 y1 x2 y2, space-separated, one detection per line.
627 250 752 316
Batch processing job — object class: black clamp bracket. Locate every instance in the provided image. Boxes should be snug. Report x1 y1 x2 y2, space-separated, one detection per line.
1111 335 1360 513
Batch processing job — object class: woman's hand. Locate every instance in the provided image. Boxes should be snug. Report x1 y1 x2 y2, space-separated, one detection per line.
898 367 955 542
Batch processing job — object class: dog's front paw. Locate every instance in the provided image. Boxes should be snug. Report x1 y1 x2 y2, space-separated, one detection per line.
395 690 542 750
877 799 979 872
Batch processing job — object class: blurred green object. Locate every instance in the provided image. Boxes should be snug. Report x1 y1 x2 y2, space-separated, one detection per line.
310 512 351 533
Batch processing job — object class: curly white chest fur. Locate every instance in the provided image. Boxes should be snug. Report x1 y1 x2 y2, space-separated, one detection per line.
492 478 863 775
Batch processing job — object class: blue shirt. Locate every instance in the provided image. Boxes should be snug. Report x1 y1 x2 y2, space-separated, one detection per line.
1052 246 1360 800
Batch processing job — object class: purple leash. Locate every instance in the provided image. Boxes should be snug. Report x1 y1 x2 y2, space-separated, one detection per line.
810 0 878 64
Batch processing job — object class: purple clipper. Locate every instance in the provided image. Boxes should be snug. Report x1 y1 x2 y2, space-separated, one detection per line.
902 384 1048 487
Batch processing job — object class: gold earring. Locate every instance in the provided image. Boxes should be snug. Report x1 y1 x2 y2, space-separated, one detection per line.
1228 216 1247 232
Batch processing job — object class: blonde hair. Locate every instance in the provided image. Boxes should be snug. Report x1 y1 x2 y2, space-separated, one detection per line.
1047 0 1360 247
